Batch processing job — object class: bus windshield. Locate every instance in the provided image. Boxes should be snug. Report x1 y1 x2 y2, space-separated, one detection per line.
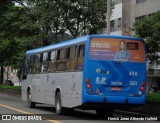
89 38 145 63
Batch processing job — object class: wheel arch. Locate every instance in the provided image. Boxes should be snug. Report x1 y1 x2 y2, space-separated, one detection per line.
27 85 31 94
55 86 62 97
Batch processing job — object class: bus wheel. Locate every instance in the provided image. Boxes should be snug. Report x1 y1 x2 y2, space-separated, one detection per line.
27 89 36 108
96 108 114 118
55 92 65 115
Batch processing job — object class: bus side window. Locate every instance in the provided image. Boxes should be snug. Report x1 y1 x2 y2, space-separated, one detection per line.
28 56 32 73
66 47 70 71
29 55 35 73
56 49 66 71
34 55 38 73
66 46 77 71
33 54 41 73
77 44 85 70
48 50 57 72
66 47 70 59
41 52 49 73
78 44 85 57
22 57 29 80
57 50 60 60
26 57 30 74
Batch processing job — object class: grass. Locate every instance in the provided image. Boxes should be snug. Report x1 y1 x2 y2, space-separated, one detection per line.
0 84 21 93
146 93 160 103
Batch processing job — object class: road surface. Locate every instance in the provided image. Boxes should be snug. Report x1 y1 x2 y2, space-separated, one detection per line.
0 93 158 123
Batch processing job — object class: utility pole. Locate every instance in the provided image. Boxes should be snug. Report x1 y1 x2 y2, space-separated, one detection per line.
106 0 111 35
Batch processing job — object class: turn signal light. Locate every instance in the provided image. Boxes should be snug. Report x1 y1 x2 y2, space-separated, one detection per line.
142 82 146 86
86 78 90 83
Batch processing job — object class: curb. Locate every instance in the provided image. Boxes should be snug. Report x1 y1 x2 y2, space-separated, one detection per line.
0 91 21 97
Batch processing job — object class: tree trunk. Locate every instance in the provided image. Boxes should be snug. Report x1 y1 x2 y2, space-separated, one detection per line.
0 66 4 84
7 66 9 80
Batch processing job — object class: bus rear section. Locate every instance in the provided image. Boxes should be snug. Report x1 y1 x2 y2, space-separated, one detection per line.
82 37 146 114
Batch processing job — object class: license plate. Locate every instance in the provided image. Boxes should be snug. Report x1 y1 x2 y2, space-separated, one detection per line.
111 87 121 91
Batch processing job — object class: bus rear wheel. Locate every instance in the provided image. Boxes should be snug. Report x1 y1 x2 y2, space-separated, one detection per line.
27 89 36 108
55 92 65 115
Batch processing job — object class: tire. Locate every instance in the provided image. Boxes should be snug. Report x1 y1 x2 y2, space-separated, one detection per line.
27 89 36 108
55 92 65 115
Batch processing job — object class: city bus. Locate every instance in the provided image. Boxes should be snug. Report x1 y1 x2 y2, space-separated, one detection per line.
21 34 146 117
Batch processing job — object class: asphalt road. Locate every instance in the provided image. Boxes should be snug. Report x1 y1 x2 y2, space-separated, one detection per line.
0 93 159 123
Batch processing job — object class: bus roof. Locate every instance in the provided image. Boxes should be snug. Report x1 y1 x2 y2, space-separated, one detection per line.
25 34 143 56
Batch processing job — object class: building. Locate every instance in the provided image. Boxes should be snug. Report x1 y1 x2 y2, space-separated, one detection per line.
107 0 160 92
110 0 122 35
103 0 122 35
3 66 20 86
122 0 160 92
122 0 160 36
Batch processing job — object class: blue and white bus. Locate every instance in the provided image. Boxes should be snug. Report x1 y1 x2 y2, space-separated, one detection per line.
21 34 146 117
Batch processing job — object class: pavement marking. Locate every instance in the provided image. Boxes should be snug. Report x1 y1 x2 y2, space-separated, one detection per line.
0 103 63 123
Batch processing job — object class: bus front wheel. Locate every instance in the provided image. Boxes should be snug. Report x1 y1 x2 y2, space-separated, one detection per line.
27 89 36 108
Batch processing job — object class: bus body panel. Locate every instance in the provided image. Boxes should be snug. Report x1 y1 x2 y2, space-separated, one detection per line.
22 72 83 108
46 72 83 107
21 75 32 101
82 36 146 105
85 62 146 95
82 62 146 104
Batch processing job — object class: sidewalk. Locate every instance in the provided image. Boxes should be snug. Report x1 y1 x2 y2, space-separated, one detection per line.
130 102 160 116
116 110 160 121
0 88 21 96
116 102 160 121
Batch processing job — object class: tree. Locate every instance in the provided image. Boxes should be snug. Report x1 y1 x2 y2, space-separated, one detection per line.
0 1 40 83
15 0 108 43
0 0 110 83
133 11 160 65
60 0 107 37
15 0 72 45
0 1 40 64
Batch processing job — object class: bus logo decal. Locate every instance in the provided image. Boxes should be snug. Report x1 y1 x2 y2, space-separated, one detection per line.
96 68 110 74
96 77 106 84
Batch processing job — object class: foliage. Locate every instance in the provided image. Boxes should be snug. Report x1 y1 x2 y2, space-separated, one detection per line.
0 0 109 83
0 1 41 67
146 93 160 103
0 0 108 66
133 11 160 65
60 0 107 37
15 0 107 42
0 1 40 83
0 84 21 93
